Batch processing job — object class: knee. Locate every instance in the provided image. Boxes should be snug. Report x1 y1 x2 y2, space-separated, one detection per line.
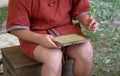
69 42 93 64
78 42 93 64
83 42 93 57
45 50 62 73
46 50 63 67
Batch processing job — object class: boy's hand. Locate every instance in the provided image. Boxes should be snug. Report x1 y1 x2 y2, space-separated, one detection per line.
39 34 61 48
87 16 99 33
78 14 99 33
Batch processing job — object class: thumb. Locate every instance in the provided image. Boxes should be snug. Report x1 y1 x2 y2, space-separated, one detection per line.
50 36 61 48
50 35 58 42
88 16 95 29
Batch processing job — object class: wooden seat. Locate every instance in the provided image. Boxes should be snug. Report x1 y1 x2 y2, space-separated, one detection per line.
1 46 73 76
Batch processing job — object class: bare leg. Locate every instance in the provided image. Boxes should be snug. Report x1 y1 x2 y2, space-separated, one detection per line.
33 45 62 76
68 42 93 76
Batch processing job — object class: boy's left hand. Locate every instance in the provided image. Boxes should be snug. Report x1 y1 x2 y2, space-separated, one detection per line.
87 16 99 33
78 14 99 33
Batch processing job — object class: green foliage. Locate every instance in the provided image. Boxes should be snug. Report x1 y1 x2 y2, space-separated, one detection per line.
0 7 7 25
88 0 120 76
90 0 120 21
91 24 120 76
85 0 120 41
82 0 119 41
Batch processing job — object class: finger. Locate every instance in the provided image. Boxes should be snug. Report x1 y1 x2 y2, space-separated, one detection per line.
89 20 99 31
89 20 96 29
88 16 94 28
90 23 98 30
89 25 98 33
50 35 58 42
92 27 98 31
49 36 61 48
89 21 98 29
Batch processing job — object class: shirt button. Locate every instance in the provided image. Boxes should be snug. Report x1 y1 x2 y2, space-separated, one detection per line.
48 1 56 6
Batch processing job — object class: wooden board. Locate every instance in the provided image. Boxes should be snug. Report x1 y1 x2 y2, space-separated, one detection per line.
55 33 90 46
1 46 74 76
1 46 40 69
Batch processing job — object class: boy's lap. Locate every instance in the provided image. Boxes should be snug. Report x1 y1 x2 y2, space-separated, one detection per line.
33 45 62 63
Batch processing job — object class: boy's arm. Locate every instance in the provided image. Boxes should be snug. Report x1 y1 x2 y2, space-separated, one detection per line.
77 13 99 33
7 0 60 48
10 29 60 48
71 0 99 32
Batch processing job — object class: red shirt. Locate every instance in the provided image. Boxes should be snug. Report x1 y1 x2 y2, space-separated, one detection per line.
6 0 90 59
7 0 90 32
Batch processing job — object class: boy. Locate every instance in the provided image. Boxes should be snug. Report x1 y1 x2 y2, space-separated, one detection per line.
6 0 99 76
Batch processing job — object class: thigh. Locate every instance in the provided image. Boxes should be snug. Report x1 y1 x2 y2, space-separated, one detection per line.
67 42 93 60
33 45 62 63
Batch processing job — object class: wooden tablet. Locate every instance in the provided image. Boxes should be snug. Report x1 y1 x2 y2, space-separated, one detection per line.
55 33 90 47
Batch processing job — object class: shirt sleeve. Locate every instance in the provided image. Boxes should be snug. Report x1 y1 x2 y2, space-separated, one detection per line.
6 0 31 32
71 0 90 19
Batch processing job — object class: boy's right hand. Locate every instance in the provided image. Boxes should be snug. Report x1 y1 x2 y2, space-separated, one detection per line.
38 34 61 49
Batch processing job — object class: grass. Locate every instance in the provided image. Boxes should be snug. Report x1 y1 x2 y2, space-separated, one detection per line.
0 7 7 25
89 0 120 76
91 23 120 76
0 0 120 76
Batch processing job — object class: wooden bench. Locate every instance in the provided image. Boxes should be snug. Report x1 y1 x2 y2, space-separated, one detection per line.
1 46 74 76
